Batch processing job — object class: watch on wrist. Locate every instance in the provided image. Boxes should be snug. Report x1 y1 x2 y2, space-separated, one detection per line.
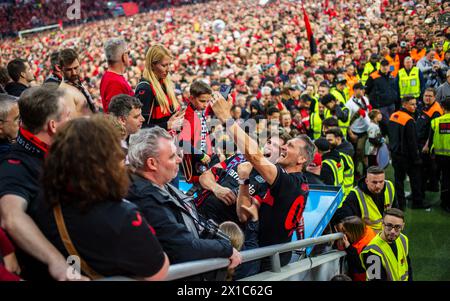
238 178 250 185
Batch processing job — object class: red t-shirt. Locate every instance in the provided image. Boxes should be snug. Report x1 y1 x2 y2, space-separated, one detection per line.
100 70 133 113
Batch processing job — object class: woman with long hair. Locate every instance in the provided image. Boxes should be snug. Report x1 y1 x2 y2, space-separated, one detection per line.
339 216 376 281
36 116 169 280
135 44 185 132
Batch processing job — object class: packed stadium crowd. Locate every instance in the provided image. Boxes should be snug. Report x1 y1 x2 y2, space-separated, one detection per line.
1 0 450 282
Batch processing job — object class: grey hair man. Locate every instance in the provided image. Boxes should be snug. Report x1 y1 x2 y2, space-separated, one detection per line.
0 94 19 158
211 91 315 270
126 127 242 273
100 38 134 112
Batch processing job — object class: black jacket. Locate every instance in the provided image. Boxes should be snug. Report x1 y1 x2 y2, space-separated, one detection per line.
320 150 342 186
0 138 11 162
127 174 233 264
416 103 442 148
388 108 421 163
335 177 398 222
4 82 28 97
366 70 398 108
336 140 355 157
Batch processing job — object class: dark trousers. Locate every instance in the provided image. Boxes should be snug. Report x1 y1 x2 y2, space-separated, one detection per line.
379 104 395 137
392 154 424 209
437 156 450 208
420 152 440 193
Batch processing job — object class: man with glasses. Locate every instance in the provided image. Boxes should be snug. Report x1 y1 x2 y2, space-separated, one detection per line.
389 96 426 210
100 38 134 113
0 94 19 160
360 208 412 281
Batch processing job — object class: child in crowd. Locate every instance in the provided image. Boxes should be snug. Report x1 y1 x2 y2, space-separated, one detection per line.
365 109 384 169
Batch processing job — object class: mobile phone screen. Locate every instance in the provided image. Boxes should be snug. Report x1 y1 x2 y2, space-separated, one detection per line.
220 84 232 100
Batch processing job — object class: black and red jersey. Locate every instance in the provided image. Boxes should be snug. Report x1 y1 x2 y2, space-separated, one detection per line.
196 154 269 225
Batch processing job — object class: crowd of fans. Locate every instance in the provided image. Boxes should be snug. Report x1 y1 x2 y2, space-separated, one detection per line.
1 0 450 282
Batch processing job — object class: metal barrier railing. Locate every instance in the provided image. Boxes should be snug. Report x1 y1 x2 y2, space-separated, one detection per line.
166 233 343 281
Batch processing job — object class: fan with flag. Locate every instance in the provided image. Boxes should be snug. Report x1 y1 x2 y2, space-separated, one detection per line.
301 2 318 55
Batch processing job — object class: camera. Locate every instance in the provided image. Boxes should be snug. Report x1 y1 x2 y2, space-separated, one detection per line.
400 41 407 48
199 218 230 241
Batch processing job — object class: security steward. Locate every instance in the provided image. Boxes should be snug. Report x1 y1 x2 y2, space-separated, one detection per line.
336 166 396 233
310 101 328 140
428 98 450 212
330 75 349 104
360 208 412 281
315 138 344 187
320 93 351 138
388 96 426 210
325 128 355 197
397 56 423 105
417 88 443 194
361 53 381 86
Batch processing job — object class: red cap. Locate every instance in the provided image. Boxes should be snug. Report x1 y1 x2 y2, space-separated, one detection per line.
312 152 322 167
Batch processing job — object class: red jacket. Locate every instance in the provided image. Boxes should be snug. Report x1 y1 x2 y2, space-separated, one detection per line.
179 103 212 183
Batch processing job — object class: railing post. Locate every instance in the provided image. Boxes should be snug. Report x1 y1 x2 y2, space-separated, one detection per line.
270 252 281 273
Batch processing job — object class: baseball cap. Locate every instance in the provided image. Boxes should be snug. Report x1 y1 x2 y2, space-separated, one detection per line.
295 55 306 63
320 94 336 105
370 53 380 60
314 138 330 152
335 75 347 84
353 82 366 90
380 59 390 66
288 84 301 91
271 87 281 96
211 80 221 87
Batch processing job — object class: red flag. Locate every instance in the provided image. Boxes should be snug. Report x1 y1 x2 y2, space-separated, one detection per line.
121 2 139 16
302 4 317 55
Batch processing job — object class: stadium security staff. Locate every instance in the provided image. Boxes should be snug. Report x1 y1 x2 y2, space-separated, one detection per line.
428 98 450 212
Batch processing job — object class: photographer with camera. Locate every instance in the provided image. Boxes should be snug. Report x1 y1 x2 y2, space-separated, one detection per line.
127 127 241 274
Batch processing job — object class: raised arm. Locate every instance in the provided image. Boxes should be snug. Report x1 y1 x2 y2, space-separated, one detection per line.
211 93 279 185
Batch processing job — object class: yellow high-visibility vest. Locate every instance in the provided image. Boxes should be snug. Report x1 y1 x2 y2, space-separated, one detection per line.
339 152 354 199
431 113 450 156
398 67 421 99
360 233 409 281
361 62 380 85
352 180 395 232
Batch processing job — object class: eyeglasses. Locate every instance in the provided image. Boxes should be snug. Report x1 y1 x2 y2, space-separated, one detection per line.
383 222 403 231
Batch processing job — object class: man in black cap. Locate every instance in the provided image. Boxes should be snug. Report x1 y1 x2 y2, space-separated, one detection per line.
361 53 380 85
320 93 351 138
330 75 349 104
366 59 398 136
270 87 287 111
315 137 344 186
285 84 302 112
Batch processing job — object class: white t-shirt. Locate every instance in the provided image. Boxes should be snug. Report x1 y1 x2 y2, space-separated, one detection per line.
365 121 381 156
346 96 371 134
